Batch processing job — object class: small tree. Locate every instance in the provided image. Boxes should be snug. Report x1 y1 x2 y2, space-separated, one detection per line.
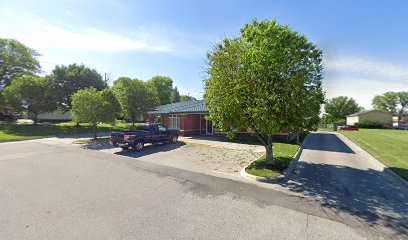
2 75 55 125
325 96 361 123
71 87 118 139
112 77 159 126
205 19 324 165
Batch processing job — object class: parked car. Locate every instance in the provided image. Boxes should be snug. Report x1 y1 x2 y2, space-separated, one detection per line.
338 125 359 131
110 123 179 151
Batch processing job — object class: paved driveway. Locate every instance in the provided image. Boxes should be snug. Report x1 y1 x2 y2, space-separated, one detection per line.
285 132 408 238
0 139 363 239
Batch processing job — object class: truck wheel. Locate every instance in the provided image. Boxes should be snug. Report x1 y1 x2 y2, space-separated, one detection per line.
134 140 144 151
170 135 178 143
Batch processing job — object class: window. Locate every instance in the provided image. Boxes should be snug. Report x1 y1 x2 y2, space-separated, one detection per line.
158 125 167 132
169 115 180 130
135 125 149 131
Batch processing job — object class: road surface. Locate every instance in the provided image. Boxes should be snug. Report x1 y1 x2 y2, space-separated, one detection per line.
286 132 408 238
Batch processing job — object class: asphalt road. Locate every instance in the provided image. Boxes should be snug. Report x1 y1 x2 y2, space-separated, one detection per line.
0 133 406 239
286 132 408 238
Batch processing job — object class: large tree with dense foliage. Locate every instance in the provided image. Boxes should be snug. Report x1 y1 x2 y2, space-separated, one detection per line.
147 75 173 105
372 91 408 117
0 38 41 88
325 96 361 123
112 77 159 125
2 75 55 125
205 19 324 165
171 86 181 103
46 64 107 112
71 88 118 139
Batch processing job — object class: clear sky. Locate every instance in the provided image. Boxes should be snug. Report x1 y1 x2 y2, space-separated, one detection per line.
1 0 407 108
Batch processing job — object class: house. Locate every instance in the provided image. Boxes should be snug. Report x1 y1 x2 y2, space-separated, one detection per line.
148 100 297 141
148 100 212 136
37 111 72 122
392 114 407 128
346 110 393 126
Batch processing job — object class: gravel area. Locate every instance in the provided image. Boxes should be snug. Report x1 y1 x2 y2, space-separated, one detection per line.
77 138 264 176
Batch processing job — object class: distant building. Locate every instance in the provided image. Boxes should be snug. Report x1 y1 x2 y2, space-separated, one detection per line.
37 111 72 122
346 110 393 126
392 114 407 128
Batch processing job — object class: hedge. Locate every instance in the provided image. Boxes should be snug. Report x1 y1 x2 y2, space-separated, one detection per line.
355 121 384 129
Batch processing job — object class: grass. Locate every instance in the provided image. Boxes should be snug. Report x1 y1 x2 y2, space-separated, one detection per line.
340 129 408 181
245 143 300 178
0 121 131 142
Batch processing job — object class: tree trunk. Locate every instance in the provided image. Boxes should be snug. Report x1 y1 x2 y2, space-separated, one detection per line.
92 123 97 140
131 113 135 126
33 112 38 126
265 136 274 166
296 133 300 145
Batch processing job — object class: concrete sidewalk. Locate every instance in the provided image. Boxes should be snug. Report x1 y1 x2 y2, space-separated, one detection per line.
285 132 408 238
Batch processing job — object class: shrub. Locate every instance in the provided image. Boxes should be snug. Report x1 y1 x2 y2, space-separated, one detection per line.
335 119 346 125
355 121 384 129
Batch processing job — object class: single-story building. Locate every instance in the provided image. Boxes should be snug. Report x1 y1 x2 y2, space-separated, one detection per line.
346 110 393 126
148 100 297 141
148 100 212 136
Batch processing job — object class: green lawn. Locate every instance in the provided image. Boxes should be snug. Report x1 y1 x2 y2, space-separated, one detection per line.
0 122 130 142
340 129 408 181
245 143 300 178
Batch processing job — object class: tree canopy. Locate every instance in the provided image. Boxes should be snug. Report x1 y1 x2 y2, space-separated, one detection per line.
205 19 324 164
0 38 41 88
147 75 173 105
180 95 197 102
46 63 107 112
325 96 361 123
372 91 408 116
171 86 181 103
71 87 118 139
2 75 55 125
112 77 159 125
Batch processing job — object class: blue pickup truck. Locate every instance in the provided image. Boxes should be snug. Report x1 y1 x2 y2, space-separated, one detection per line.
110 123 179 151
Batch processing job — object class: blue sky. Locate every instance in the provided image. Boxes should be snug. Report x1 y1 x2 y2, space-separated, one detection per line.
1 0 407 108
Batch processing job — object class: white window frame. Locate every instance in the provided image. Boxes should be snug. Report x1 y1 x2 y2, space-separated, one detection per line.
169 115 180 130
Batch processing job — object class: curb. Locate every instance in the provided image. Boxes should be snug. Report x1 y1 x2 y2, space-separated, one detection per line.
240 135 308 184
337 132 408 189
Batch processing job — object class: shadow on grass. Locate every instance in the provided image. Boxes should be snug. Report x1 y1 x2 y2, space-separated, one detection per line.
246 156 292 177
0 123 128 140
283 162 408 237
389 167 408 181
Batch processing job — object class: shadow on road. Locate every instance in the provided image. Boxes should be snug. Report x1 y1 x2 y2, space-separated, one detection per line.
115 142 185 158
303 132 355 153
283 162 408 237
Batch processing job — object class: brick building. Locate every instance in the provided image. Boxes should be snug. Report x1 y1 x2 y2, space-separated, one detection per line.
149 100 213 136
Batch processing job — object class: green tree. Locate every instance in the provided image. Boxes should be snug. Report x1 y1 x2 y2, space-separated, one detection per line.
372 92 399 114
171 86 181 103
71 87 118 139
112 77 159 126
2 75 55 125
180 95 197 102
325 96 361 123
0 38 41 88
147 75 173 105
100 88 122 119
205 19 324 165
46 63 107 112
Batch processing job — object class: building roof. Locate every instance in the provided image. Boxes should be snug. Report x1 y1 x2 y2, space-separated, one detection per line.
346 110 392 117
150 100 208 114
